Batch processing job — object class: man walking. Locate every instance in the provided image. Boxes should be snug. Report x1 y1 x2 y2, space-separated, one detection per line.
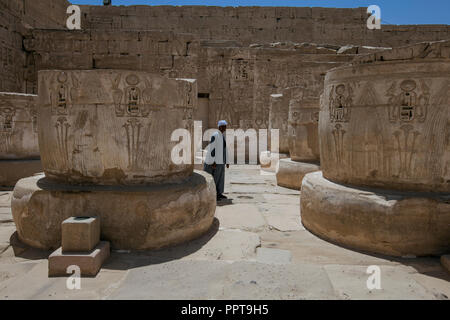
204 120 230 201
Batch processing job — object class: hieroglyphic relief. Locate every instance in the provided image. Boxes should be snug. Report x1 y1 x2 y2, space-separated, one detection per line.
0 105 15 153
387 79 429 123
231 59 253 81
352 83 386 178
110 73 153 170
386 79 430 178
50 72 79 116
182 81 195 131
27 104 38 134
329 83 353 123
111 73 152 118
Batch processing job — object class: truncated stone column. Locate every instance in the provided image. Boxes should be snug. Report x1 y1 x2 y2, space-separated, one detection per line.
12 70 216 251
276 87 320 189
301 41 450 256
0 93 42 186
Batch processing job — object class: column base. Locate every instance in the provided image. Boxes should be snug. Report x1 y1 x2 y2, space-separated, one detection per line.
12 170 216 251
276 158 320 190
300 171 450 257
260 152 289 173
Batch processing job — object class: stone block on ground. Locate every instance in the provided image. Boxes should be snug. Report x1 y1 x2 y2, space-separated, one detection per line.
48 241 110 277
62 217 100 253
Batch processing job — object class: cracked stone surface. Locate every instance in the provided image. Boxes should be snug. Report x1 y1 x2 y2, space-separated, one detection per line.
0 166 448 299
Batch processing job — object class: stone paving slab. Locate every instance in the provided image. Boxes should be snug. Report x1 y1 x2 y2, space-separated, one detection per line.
0 223 15 254
110 260 338 300
185 229 260 261
258 204 304 231
220 261 336 300
258 230 404 267
0 260 126 300
256 247 292 265
412 271 450 300
215 204 267 232
324 265 436 300
262 193 300 205
147 229 261 262
109 260 231 300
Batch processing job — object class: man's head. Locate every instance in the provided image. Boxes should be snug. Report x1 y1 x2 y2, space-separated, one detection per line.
218 120 227 133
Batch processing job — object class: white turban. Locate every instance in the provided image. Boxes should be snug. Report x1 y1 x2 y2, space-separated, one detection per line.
218 120 228 127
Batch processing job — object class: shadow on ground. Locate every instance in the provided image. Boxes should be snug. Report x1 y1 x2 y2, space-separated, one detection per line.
217 198 233 206
300 220 450 283
102 217 221 271
8 231 51 260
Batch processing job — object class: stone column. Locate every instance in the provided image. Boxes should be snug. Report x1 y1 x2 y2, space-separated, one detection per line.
12 70 216 250
300 41 450 256
276 87 320 189
0 93 42 186
260 93 289 172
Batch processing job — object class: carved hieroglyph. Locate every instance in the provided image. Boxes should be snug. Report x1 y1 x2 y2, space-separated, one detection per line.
0 93 39 159
38 70 197 185
320 59 450 192
287 88 320 163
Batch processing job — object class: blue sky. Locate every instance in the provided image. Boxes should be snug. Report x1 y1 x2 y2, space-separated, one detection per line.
70 0 450 25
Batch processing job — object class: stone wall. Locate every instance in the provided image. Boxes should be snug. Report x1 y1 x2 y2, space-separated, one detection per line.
24 29 355 130
0 0 69 92
79 5 450 47
4 2 449 132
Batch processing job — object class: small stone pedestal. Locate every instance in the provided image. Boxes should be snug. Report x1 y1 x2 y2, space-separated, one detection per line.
48 216 110 277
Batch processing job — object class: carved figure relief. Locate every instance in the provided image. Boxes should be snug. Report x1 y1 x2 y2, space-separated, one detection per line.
329 84 353 122
55 116 70 166
110 73 154 170
27 104 38 134
0 106 15 153
387 79 429 123
232 59 252 81
50 72 79 115
332 124 346 166
111 73 152 118
125 74 142 116
54 72 68 115
123 118 144 170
